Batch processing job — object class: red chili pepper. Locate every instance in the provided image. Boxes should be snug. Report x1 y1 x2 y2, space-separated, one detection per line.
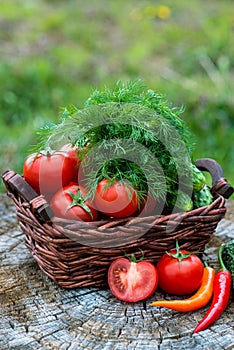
193 244 232 333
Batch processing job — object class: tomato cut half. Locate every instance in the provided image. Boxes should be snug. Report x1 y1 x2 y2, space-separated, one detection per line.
108 257 158 302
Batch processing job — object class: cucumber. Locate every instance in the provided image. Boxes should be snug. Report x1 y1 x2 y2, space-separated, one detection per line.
167 190 193 212
177 191 193 212
192 164 206 192
222 240 234 291
193 184 213 208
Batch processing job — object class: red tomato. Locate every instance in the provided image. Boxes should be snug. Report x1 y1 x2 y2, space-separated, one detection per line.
60 144 81 182
108 257 158 302
50 184 98 221
93 179 138 218
157 247 204 295
23 152 75 198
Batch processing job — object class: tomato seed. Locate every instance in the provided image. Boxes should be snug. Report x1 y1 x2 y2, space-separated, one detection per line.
114 267 127 273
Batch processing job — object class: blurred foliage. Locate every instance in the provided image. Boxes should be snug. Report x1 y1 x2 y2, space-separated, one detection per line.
0 0 234 195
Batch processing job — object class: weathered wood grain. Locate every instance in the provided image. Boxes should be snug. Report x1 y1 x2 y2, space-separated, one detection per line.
0 194 233 350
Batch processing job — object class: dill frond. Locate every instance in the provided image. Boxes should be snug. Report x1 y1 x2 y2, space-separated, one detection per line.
34 81 195 209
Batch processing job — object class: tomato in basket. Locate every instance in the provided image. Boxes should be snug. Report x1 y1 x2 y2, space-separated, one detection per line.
59 144 81 182
23 151 76 198
93 179 138 218
157 241 204 295
50 183 98 221
108 256 158 302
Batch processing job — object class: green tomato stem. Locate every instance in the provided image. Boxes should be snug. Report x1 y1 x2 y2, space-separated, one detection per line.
166 240 200 262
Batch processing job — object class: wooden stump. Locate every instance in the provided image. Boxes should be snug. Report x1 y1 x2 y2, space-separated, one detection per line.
0 194 233 350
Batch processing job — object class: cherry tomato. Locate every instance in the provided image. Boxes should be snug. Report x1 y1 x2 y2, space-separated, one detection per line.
50 184 98 221
93 179 138 218
157 245 204 295
23 152 75 198
108 257 158 302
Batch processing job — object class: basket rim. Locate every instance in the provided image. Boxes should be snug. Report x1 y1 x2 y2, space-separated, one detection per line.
10 190 227 249
49 194 226 227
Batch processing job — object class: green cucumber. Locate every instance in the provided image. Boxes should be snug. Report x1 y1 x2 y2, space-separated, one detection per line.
167 190 193 212
193 185 213 208
192 164 206 192
222 240 234 291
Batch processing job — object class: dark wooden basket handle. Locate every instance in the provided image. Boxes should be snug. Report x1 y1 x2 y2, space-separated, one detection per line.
196 158 234 199
1 170 54 222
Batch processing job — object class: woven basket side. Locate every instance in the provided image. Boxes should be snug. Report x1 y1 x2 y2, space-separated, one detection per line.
10 191 226 288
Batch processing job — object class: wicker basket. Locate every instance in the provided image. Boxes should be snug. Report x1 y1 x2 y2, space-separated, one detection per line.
1 158 233 289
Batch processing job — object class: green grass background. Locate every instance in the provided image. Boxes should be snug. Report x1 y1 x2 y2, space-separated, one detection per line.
1 0 234 195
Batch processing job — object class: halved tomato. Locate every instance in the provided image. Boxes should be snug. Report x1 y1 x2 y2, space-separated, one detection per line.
108 257 158 302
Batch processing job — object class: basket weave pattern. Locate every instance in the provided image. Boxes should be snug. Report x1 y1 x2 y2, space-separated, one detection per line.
8 190 226 289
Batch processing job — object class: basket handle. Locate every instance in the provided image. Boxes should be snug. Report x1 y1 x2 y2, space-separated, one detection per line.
1 170 54 222
196 158 234 199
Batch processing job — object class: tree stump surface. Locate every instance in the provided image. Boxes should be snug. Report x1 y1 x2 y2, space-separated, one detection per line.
0 193 233 350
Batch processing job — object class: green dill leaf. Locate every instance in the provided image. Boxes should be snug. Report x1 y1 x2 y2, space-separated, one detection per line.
33 81 195 209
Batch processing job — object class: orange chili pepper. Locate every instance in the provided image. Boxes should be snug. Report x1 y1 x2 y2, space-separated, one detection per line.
151 266 215 312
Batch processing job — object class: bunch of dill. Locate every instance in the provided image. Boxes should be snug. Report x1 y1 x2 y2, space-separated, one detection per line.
35 80 195 209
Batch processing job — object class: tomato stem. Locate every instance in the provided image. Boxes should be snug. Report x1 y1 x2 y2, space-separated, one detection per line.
64 189 93 218
39 147 54 157
124 249 145 263
166 240 200 262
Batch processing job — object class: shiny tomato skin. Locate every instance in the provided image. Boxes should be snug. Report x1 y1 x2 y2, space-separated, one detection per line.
157 250 204 295
23 152 75 198
50 184 98 221
94 179 138 218
108 257 158 302
60 144 81 182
